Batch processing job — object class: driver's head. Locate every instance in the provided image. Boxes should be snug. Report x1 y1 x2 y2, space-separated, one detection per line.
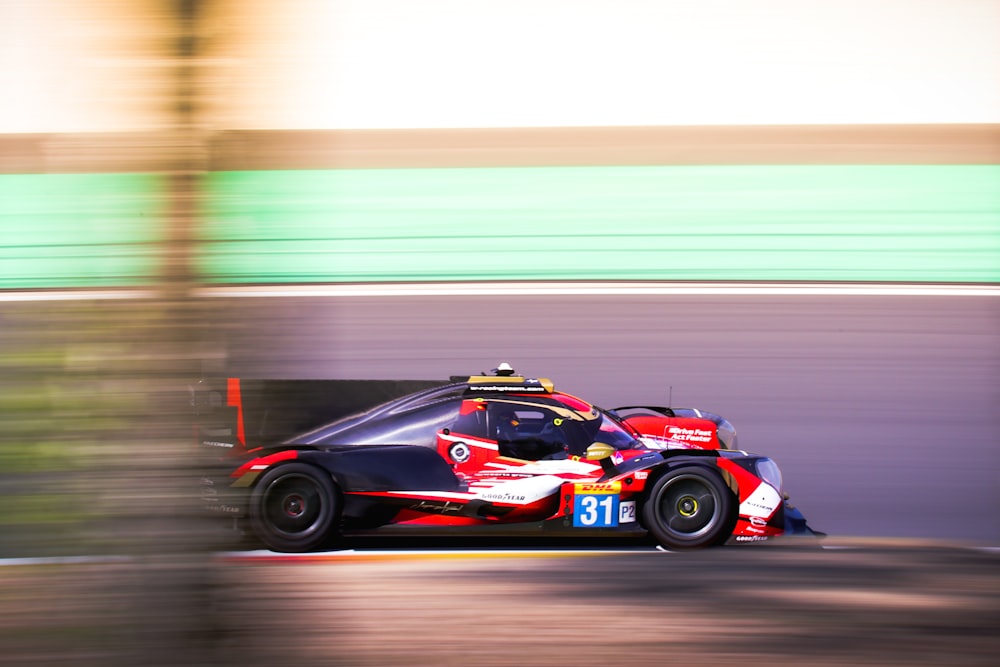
496 411 520 440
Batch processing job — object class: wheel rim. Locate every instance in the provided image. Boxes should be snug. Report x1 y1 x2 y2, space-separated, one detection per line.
656 475 721 540
677 495 699 517
261 474 325 538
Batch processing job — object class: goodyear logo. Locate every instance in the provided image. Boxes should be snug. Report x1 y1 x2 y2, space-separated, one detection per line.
574 482 621 495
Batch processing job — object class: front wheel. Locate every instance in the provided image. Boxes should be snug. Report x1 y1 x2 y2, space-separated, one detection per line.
642 466 735 550
249 463 339 552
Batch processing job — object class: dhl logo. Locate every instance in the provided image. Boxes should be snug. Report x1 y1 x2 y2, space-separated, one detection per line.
574 482 621 494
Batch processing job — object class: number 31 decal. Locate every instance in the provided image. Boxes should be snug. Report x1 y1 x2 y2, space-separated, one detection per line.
573 493 619 527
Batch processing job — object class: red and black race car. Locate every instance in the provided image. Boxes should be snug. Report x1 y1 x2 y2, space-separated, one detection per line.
194 364 817 552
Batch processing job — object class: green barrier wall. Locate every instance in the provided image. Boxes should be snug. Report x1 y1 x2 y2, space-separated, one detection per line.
200 165 1000 284
0 173 164 289
2 166 998 289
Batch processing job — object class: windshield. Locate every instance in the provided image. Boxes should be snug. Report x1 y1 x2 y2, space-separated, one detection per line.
588 410 644 451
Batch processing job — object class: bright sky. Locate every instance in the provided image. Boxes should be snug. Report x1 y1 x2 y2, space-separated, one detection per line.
2 0 999 132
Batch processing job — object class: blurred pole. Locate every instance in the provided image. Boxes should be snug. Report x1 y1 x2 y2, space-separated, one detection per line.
114 2 222 665
165 0 202 297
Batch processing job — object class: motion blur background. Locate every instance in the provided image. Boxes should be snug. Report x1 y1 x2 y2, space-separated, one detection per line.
1 1 998 665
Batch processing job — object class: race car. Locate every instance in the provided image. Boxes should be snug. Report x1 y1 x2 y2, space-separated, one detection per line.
194 364 816 552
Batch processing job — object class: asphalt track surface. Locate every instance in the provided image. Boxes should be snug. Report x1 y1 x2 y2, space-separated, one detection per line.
3 541 998 667
219 543 1000 667
216 290 1000 545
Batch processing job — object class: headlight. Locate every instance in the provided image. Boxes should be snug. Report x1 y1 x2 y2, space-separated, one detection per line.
754 458 783 492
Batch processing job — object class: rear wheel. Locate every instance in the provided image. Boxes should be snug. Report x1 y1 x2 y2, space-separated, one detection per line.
249 463 339 552
642 466 735 549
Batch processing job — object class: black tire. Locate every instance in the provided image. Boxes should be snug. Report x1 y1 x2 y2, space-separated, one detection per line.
642 466 735 550
249 462 339 552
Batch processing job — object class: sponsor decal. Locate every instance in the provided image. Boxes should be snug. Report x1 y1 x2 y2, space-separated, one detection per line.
666 426 714 443
206 504 241 514
412 500 465 514
483 459 599 482
480 491 527 503
468 383 548 393
202 440 235 449
748 516 767 527
476 472 532 480
448 442 471 463
475 475 564 505
735 535 770 542
635 471 649 481
574 482 621 494
739 483 782 519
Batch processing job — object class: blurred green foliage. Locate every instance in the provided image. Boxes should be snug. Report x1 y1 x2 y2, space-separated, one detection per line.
0 301 195 556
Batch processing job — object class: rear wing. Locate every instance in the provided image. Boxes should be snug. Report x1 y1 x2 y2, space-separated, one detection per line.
191 377 446 453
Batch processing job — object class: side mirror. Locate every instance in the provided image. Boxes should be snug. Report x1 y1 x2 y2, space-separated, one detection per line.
584 442 616 461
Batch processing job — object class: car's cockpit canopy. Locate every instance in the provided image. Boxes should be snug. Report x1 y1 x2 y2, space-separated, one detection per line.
294 378 642 460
